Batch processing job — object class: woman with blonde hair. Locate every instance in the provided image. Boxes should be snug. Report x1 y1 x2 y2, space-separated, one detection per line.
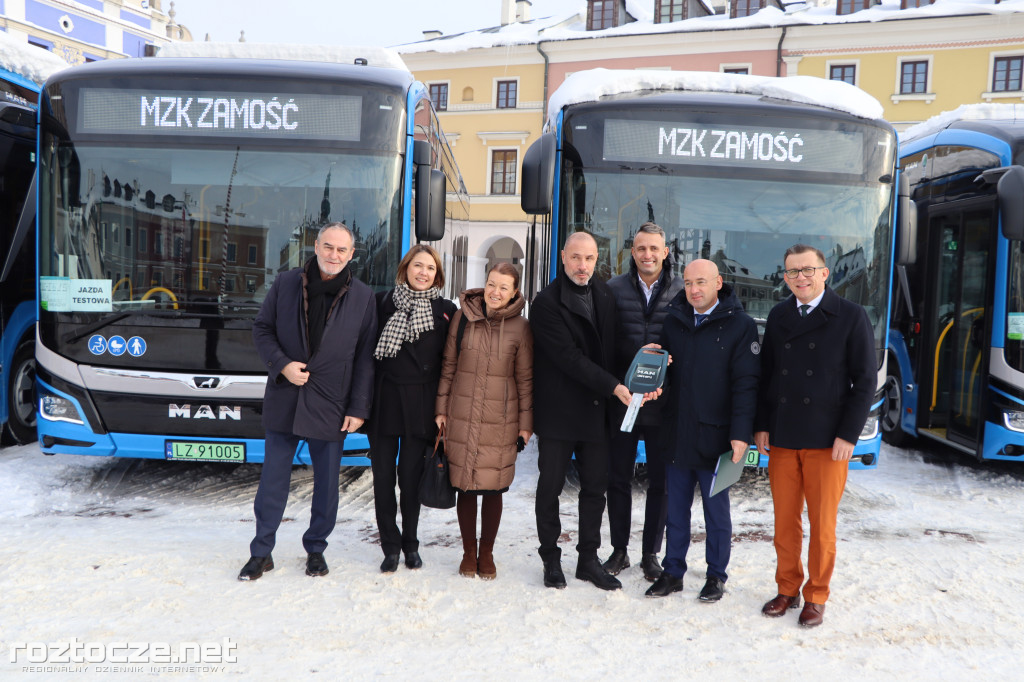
369 244 456 573
436 262 533 579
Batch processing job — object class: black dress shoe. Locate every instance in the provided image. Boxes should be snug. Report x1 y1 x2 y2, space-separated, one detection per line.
644 573 683 597
543 560 567 589
380 554 400 573
576 556 622 591
601 548 630 576
640 553 663 582
238 555 273 581
699 576 725 602
404 551 423 569
305 552 328 577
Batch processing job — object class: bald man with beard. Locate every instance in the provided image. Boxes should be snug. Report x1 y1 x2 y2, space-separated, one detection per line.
530 231 634 591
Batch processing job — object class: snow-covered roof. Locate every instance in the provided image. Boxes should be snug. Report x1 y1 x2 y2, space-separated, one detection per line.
546 68 885 123
0 30 70 85
157 42 408 71
900 103 1024 142
398 0 1024 53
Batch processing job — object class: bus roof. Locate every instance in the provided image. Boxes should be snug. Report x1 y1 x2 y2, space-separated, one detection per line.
900 103 1024 146
43 56 414 92
156 42 408 72
545 68 885 127
0 30 70 87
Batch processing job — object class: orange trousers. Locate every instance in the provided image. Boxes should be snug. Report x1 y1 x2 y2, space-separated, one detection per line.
767 445 848 604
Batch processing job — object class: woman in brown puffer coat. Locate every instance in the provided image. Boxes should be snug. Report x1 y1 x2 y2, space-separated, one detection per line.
435 262 533 580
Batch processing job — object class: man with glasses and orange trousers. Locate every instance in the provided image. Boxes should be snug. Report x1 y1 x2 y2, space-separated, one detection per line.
753 244 875 627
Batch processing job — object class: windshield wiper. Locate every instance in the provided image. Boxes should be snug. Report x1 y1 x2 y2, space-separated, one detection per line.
62 312 132 344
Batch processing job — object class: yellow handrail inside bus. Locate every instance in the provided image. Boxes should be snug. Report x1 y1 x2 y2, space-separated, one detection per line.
112 277 132 300
142 286 179 310
931 307 984 412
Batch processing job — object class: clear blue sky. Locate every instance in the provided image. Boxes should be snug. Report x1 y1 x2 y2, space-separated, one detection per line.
168 0 584 47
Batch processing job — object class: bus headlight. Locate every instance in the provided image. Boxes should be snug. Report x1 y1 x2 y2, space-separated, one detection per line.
1004 410 1024 433
39 390 84 425
859 415 879 440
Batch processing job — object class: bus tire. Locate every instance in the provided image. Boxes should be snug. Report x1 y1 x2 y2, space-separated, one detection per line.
881 355 908 447
5 340 37 444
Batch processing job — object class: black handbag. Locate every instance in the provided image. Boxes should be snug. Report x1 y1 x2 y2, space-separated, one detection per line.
419 425 456 509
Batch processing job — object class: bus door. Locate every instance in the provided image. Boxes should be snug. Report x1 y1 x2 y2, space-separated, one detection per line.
924 203 995 451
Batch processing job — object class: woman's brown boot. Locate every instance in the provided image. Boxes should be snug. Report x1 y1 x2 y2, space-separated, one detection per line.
477 541 496 580
459 539 478 577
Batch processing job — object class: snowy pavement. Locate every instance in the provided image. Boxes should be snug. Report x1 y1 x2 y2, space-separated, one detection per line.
2 440 1023 680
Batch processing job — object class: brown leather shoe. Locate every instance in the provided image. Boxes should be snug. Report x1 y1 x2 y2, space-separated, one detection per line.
798 602 825 627
761 594 801 617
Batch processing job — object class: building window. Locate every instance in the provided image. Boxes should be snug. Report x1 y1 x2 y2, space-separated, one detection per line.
490 150 518 195
125 228 132 248
830 64 857 85
656 0 685 22
732 0 764 18
588 0 617 30
138 228 147 254
223 277 235 293
153 270 163 286
900 60 929 94
496 80 517 109
901 0 933 7
226 242 237 263
200 238 210 260
836 0 872 15
994 56 1023 92
174 237 184 258
429 83 448 111
723 67 749 75
248 244 258 265
246 277 257 294
153 230 162 256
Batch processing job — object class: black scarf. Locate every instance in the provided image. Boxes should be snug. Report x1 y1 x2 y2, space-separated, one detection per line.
306 260 350 356
562 269 595 326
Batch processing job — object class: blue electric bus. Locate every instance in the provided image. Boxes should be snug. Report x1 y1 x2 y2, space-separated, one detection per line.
34 51 467 465
884 105 1024 462
0 43 68 444
521 70 898 469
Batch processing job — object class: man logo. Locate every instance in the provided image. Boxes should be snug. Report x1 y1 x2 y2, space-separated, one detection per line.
168 404 241 420
194 377 220 389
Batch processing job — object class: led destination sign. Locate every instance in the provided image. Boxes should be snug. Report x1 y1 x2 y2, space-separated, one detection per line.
78 88 362 141
602 118 865 175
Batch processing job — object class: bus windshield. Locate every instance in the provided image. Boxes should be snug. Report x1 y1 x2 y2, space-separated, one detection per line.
39 142 404 321
558 105 895 349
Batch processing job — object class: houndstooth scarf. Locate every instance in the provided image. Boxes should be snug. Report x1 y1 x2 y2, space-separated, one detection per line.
373 283 440 359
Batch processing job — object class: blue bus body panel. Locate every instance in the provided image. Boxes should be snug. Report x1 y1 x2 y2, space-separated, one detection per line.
0 301 35 426
981 421 1024 462
887 329 920 436
36 378 371 465
402 82 425 251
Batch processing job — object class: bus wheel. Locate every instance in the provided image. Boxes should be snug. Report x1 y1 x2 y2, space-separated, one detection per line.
881 358 907 447
5 341 37 444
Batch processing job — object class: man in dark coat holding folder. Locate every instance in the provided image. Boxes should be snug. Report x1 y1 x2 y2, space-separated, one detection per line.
239 222 376 581
645 259 759 602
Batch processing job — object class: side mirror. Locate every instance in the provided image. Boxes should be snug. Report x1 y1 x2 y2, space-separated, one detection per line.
521 132 556 215
415 165 446 242
998 165 1024 241
897 172 917 266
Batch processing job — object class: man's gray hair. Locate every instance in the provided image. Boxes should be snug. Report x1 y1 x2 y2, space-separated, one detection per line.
317 222 353 243
636 222 666 239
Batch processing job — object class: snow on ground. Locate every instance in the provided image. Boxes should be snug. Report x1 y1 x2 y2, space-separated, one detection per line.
2 440 1023 680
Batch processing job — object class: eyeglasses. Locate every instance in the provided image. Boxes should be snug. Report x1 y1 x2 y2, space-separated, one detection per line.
783 266 826 279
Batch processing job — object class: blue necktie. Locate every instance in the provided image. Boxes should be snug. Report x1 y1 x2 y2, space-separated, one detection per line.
695 313 708 327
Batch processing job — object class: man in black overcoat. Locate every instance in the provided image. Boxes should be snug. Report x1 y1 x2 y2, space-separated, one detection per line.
531 231 634 591
644 259 759 602
239 223 376 581
754 244 876 627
